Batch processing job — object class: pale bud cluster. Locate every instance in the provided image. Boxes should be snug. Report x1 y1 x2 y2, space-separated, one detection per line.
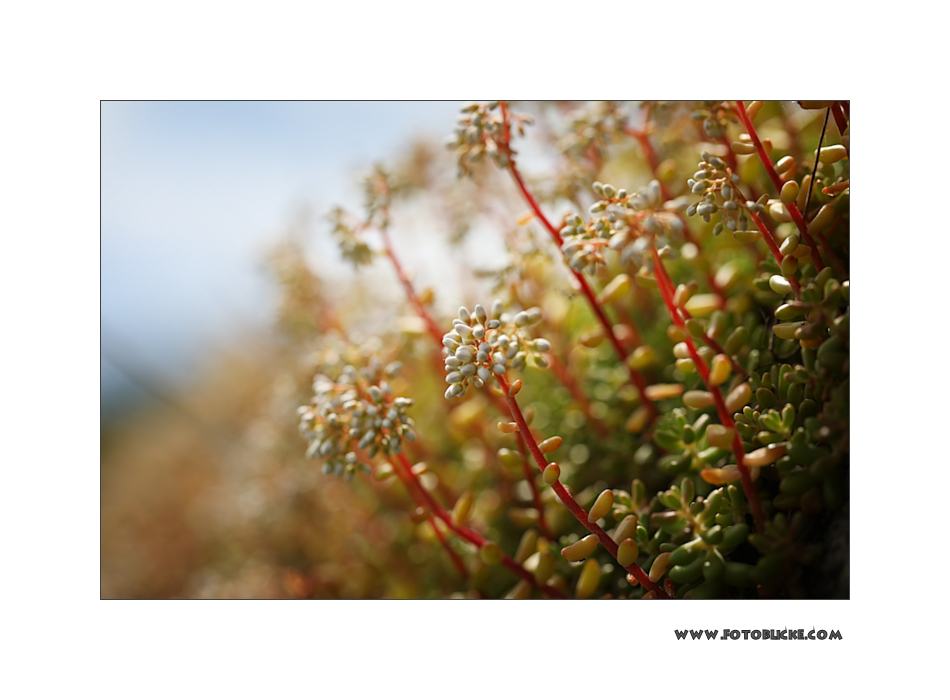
442 301 550 400
560 180 684 272
689 101 734 139
298 343 417 480
556 102 627 159
444 102 534 178
685 151 768 237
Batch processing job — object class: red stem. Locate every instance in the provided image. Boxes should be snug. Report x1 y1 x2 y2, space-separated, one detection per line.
732 101 825 272
716 135 739 173
749 211 802 299
386 453 468 578
516 432 552 539
392 453 566 598
676 305 747 379
496 375 669 598
380 225 535 488
622 124 729 307
379 227 444 347
429 514 469 579
831 102 848 138
625 126 671 202
650 248 765 534
500 102 658 424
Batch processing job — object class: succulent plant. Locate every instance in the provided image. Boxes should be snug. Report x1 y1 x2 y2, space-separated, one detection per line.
295 100 849 600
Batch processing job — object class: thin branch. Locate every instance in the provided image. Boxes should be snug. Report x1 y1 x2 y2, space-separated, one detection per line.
650 247 765 534
500 102 659 424
622 123 728 307
391 453 566 599
802 109 831 223
496 375 670 597
379 226 444 347
733 101 825 272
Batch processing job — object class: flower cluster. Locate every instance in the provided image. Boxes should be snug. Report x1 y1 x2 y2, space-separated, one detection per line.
559 180 685 272
689 101 736 139
685 150 768 239
298 341 417 480
556 101 628 160
442 300 550 400
444 102 534 177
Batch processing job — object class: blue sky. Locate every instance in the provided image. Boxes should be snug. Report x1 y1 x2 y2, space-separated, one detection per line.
101 101 467 412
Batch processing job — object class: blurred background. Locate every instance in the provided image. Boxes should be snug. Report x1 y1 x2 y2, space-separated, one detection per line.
102 101 468 417
101 101 533 598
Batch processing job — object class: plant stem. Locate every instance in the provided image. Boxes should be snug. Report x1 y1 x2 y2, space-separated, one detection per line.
378 225 546 490
676 305 747 379
429 514 469 579
391 453 566 598
831 102 848 139
748 211 802 298
650 247 765 534
732 101 825 272
516 432 552 539
802 109 830 227
496 375 669 597
500 102 658 424
622 123 728 308
379 226 444 347
385 453 468 578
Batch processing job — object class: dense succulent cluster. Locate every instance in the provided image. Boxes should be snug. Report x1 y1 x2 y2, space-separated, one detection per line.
298 341 417 480
442 300 551 399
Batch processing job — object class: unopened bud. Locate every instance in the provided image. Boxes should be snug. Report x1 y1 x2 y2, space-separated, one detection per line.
575 558 602 599
561 534 599 562
617 538 640 567
649 552 671 582
587 490 614 523
613 515 639 544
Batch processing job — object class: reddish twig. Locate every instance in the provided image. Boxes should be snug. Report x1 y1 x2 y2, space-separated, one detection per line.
496 375 670 598
650 248 765 534
675 304 747 380
386 453 468 578
622 123 728 307
500 102 659 424
732 101 825 272
516 432 552 539
392 453 566 598
831 102 848 138
379 227 444 347
429 514 469 579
